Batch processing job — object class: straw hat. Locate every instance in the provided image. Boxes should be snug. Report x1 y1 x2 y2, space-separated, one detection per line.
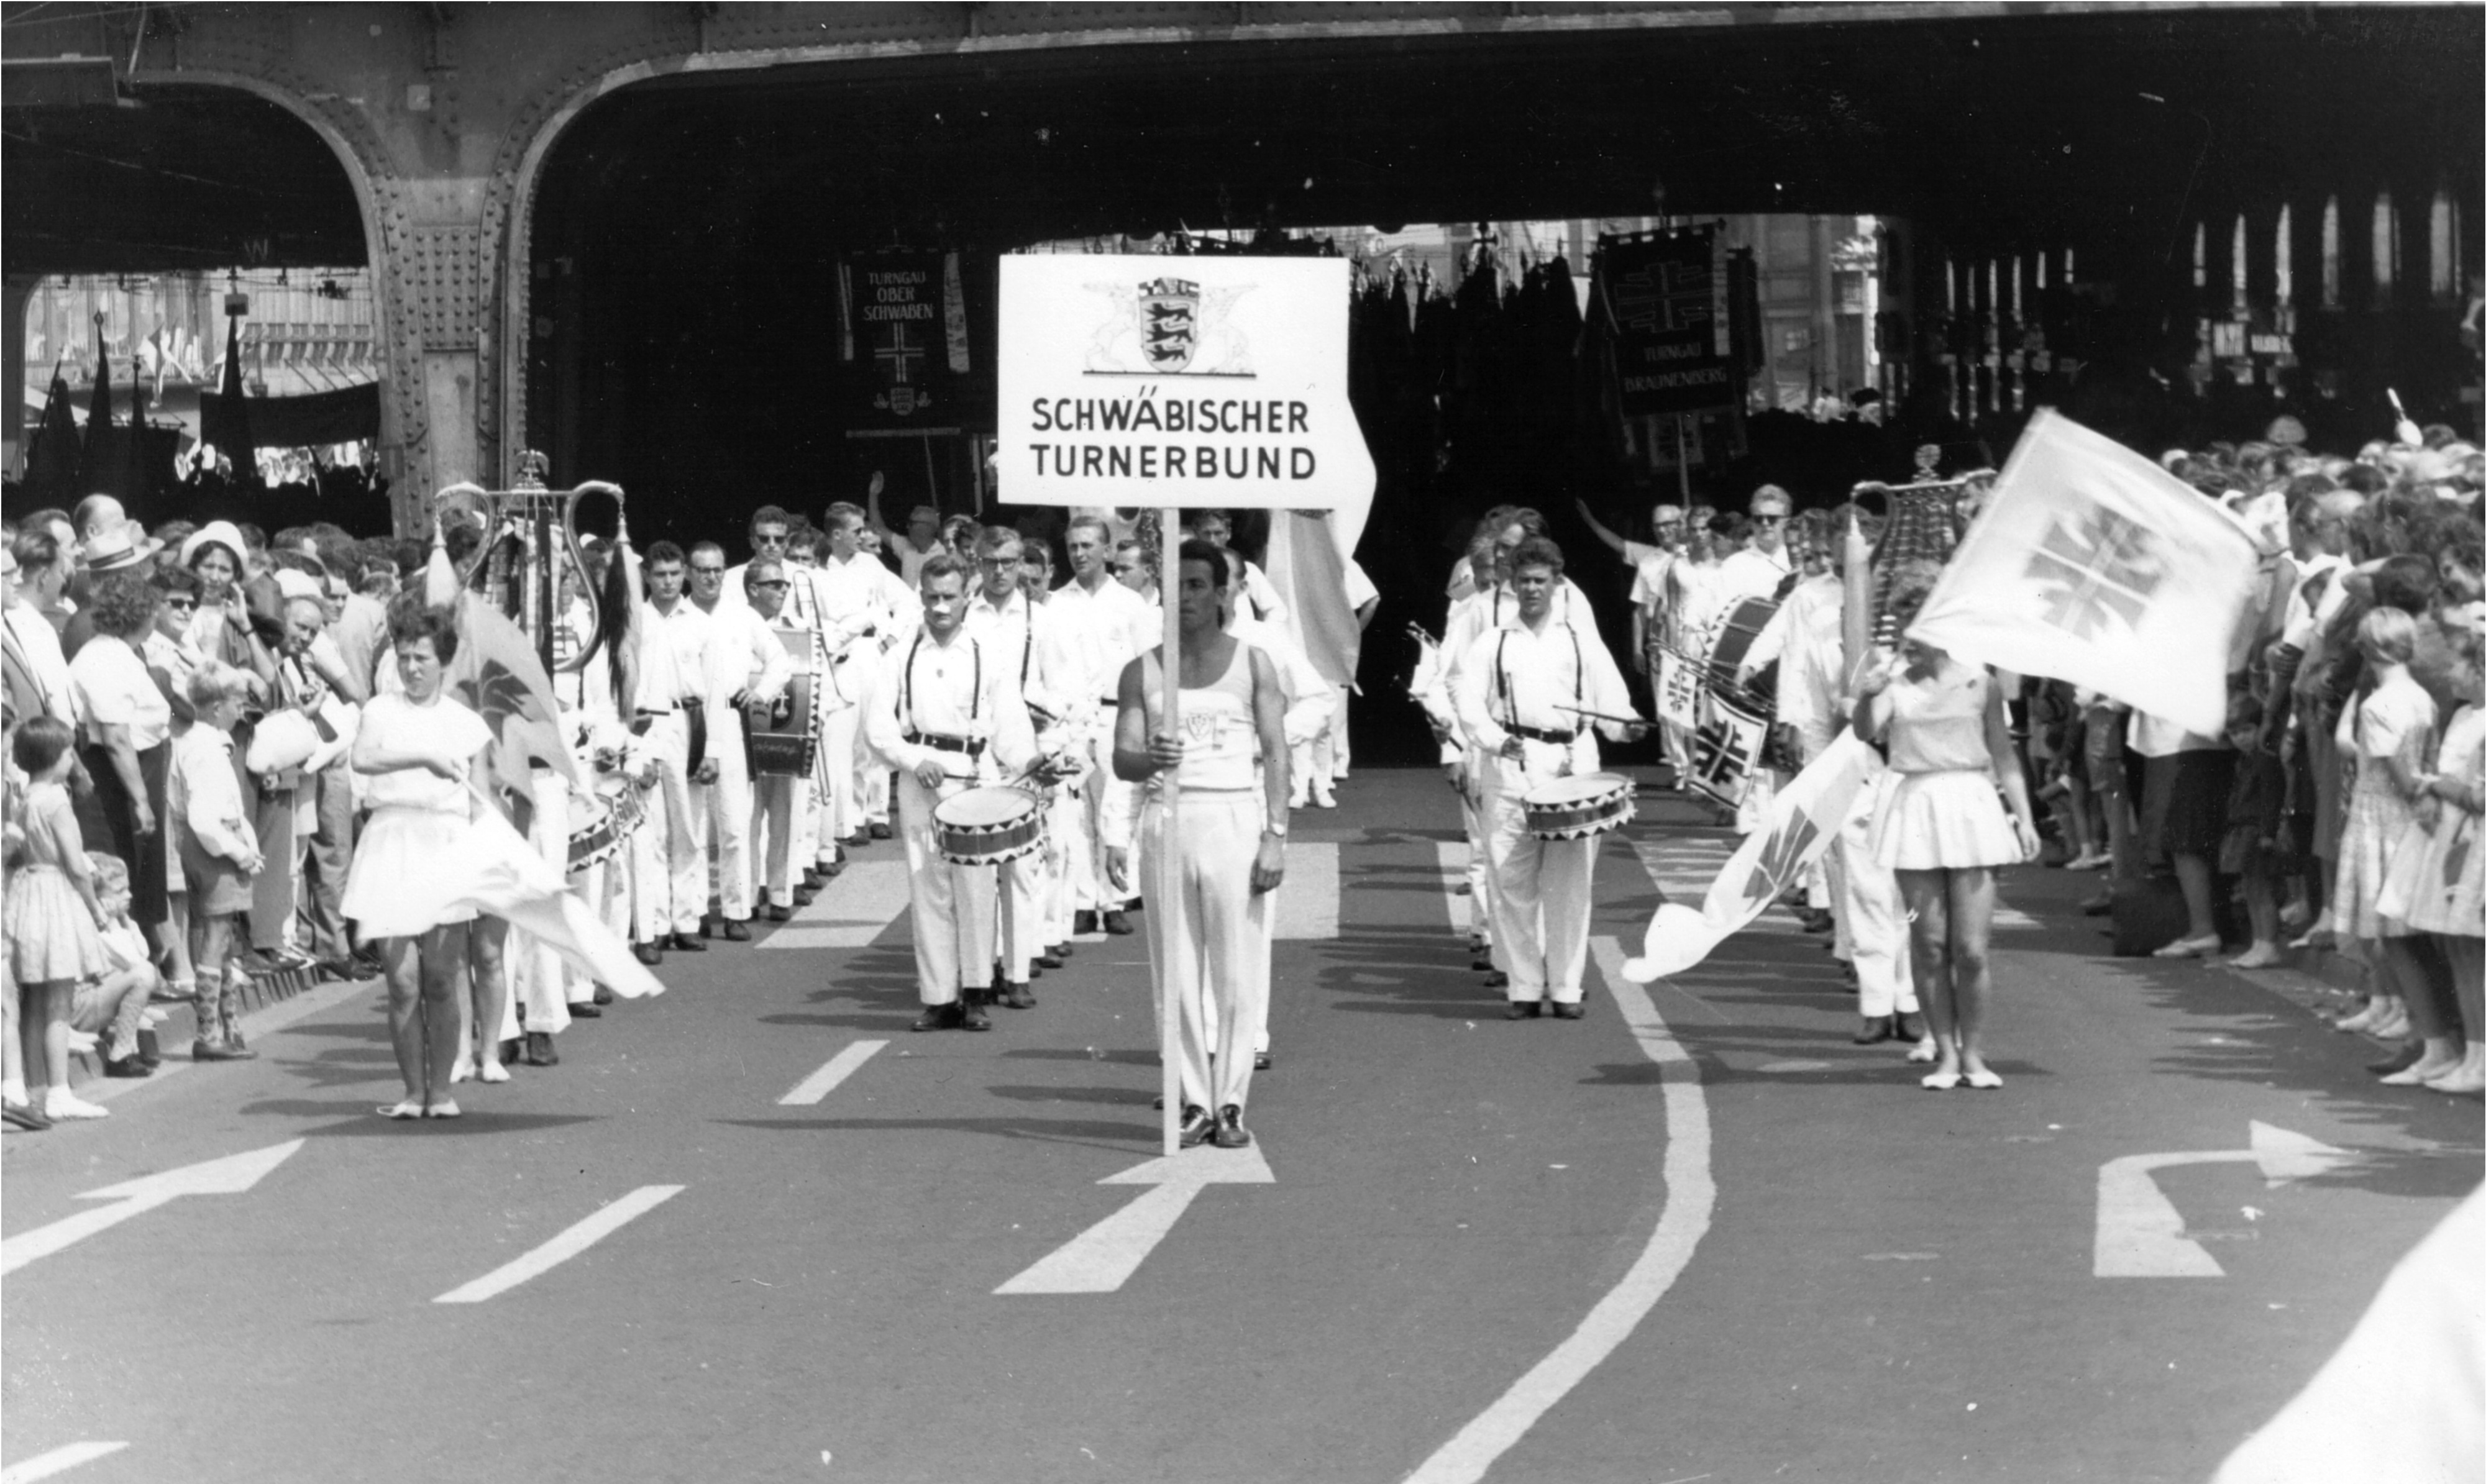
78 523 162 575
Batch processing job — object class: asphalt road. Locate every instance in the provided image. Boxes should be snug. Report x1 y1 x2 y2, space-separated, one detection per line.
4 771 2477 1484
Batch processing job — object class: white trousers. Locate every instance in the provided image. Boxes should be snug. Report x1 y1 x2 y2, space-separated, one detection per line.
857 753 890 828
895 771 998 1004
1142 792 1268 1113
997 852 1041 981
506 767 574 1037
1458 767 1492 944
750 772 803 909
1323 699 1351 779
820 702 862 851
692 708 755 921
1481 761 1599 1003
1831 773 1919 1019
1041 785 1079 947
1076 721 1134 913
627 714 695 942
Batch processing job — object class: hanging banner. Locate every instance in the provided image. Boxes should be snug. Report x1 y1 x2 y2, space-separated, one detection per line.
1599 227 1735 418
994 253 1375 511
838 252 967 439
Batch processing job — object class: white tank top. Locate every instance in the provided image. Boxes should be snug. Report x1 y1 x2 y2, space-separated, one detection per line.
1143 640 1259 793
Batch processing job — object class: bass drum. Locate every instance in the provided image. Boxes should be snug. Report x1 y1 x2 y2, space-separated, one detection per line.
568 785 646 875
745 670 819 778
1704 595 1781 714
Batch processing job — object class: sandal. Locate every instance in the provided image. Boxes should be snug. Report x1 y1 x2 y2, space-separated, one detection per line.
423 1099 462 1119
377 1099 425 1120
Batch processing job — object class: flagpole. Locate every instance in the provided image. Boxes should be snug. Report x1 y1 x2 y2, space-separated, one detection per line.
1156 506 1183 1158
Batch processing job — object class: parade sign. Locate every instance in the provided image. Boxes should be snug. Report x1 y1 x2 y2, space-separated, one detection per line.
1599 227 1735 418
839 252 971 437
1907 410 2259 737
995 254 1374 511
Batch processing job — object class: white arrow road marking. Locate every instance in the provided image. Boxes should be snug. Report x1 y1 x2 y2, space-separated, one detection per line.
779 1040 887 1105
0 1442 130 1483
760 860 913 949
1404 937 1715 1484
2095 1122 2356 1277
1274 842 1340 939
1 1139 306 1277
434 1185 684 1303
994 1144 1274 1295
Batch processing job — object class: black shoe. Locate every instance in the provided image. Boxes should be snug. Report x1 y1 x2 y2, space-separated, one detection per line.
1483 970 1509 989
593 983 615 1006
2081 893 2112 917
135 1029 162 1069
1102 909 1134 935
103 1054 153 1078
1504 1001 1542 1020
767 904 794 922
499 1038 523 1067
524 1031 559 1067
1126 897 1144 913
870 822 893 840
1212 1104 1253 1149
1035 952 1064 970
193 1038 255 1062
792 888 819 906
1471 954 1496 972
839 832 867 849
315 957 363 983
1074 910 1099 935
568 1001 602 1019
669 933 707 952
1050 942 1074 960
2369 1042 2425 1076
912 1004 957 1033
1179 1104 1213 1148
957 998 993 1032
802 870 825 891
722 919 751 942
1551 1001 1586 1020
634 942 663 967
1853 1016 1896 1045
1253 1050 1273 1071
1801 912 1834 934
3 1099 51 1131
995 981 1036 1009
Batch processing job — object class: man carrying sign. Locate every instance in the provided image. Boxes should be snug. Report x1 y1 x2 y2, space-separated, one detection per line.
1113 540 1290 1150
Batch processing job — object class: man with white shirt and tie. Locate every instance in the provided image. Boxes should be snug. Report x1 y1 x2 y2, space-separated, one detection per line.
688 542 793 941
636 542 720 964
1453 537 1645 1019
862 554 1040 1032
1049 515 1156 937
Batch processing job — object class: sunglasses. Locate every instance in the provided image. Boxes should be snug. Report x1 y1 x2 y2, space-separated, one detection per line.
1752 514 1789 526
750 579 790 590
163 597 198 611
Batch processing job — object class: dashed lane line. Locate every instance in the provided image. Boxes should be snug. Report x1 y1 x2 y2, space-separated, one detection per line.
433 1185 685 1304
0 1442 129 1483
1401 935 1716 1484
779 1040 888 1105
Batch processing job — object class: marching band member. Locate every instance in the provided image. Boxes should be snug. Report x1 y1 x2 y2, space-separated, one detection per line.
1190 510 1289 627
1451 537 1644 1019
1017 539 1087 955
736 558 810 922
1442 508 1612 660
1415 534 1502 965
722 507 836 899
964 526 1086 1004
1113 539 1291 1150
851 528 916 845
633 542 715 965
862 554 1038 1032
1052 517 1158 937
688 542 793 941
809 503 893 857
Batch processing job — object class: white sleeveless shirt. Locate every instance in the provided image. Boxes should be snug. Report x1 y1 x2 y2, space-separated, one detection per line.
1142 639 1259 793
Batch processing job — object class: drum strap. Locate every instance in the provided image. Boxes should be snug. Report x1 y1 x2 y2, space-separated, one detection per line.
902 632 983 737
1493 626 1583 737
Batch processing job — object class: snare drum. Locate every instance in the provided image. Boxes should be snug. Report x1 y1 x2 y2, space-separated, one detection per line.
567 785 646 875
932 786 1046 865
745 670 819 778
1522 773 1637 841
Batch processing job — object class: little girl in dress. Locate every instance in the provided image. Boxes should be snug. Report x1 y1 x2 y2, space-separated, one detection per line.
4 716 115 1120
2328 608 2437 1050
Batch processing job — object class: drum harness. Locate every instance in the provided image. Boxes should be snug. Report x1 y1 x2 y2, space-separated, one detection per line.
1494 623 1584 748
900 630 986 757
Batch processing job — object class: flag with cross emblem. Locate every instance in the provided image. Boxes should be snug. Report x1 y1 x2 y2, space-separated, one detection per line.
1906 410 2258 736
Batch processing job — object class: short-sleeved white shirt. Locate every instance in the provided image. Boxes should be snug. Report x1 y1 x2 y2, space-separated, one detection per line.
360 691 492 813
69 633 171 750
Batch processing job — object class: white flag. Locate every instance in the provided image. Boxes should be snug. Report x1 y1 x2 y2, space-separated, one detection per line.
1906 409 2259 737
1622 731 1878 983
450 806 666 1001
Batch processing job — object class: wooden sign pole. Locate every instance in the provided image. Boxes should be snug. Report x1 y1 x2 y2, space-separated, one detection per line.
1156 506 1184 1157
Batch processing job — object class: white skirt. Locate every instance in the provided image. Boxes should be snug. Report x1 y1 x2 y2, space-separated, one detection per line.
340 806 480 939
1873 768 2022 872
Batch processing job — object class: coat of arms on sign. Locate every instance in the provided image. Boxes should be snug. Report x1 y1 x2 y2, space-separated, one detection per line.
874 322 931 417
1082 278 1256 376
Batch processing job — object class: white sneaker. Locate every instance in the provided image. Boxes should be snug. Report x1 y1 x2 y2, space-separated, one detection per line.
44 1090 109 1120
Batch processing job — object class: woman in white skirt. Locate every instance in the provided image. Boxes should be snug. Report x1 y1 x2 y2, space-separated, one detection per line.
1858 576 2040 1090
344 599 493 1120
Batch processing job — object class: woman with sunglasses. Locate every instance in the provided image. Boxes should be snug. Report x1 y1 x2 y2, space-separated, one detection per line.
142 564 211 1000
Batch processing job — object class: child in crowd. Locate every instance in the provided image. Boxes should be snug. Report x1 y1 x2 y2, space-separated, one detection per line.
2329 608 2436 1043
2220 688 2291 969
171 663 265 1062
80 851 166 1078
4 716 115 1120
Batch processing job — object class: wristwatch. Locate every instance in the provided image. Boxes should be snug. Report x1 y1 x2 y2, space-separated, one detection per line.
1263 819 1289 839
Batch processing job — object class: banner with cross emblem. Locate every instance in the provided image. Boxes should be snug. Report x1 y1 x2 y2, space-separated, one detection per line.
837 252 973 438
1906 409 2259 736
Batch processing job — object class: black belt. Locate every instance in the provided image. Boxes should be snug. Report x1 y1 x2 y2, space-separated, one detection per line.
905 730 985 757
1097 696 1120 708
1507 724 1576 745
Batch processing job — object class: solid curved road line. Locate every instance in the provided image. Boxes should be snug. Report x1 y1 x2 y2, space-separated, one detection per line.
1402 935 1716 1484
